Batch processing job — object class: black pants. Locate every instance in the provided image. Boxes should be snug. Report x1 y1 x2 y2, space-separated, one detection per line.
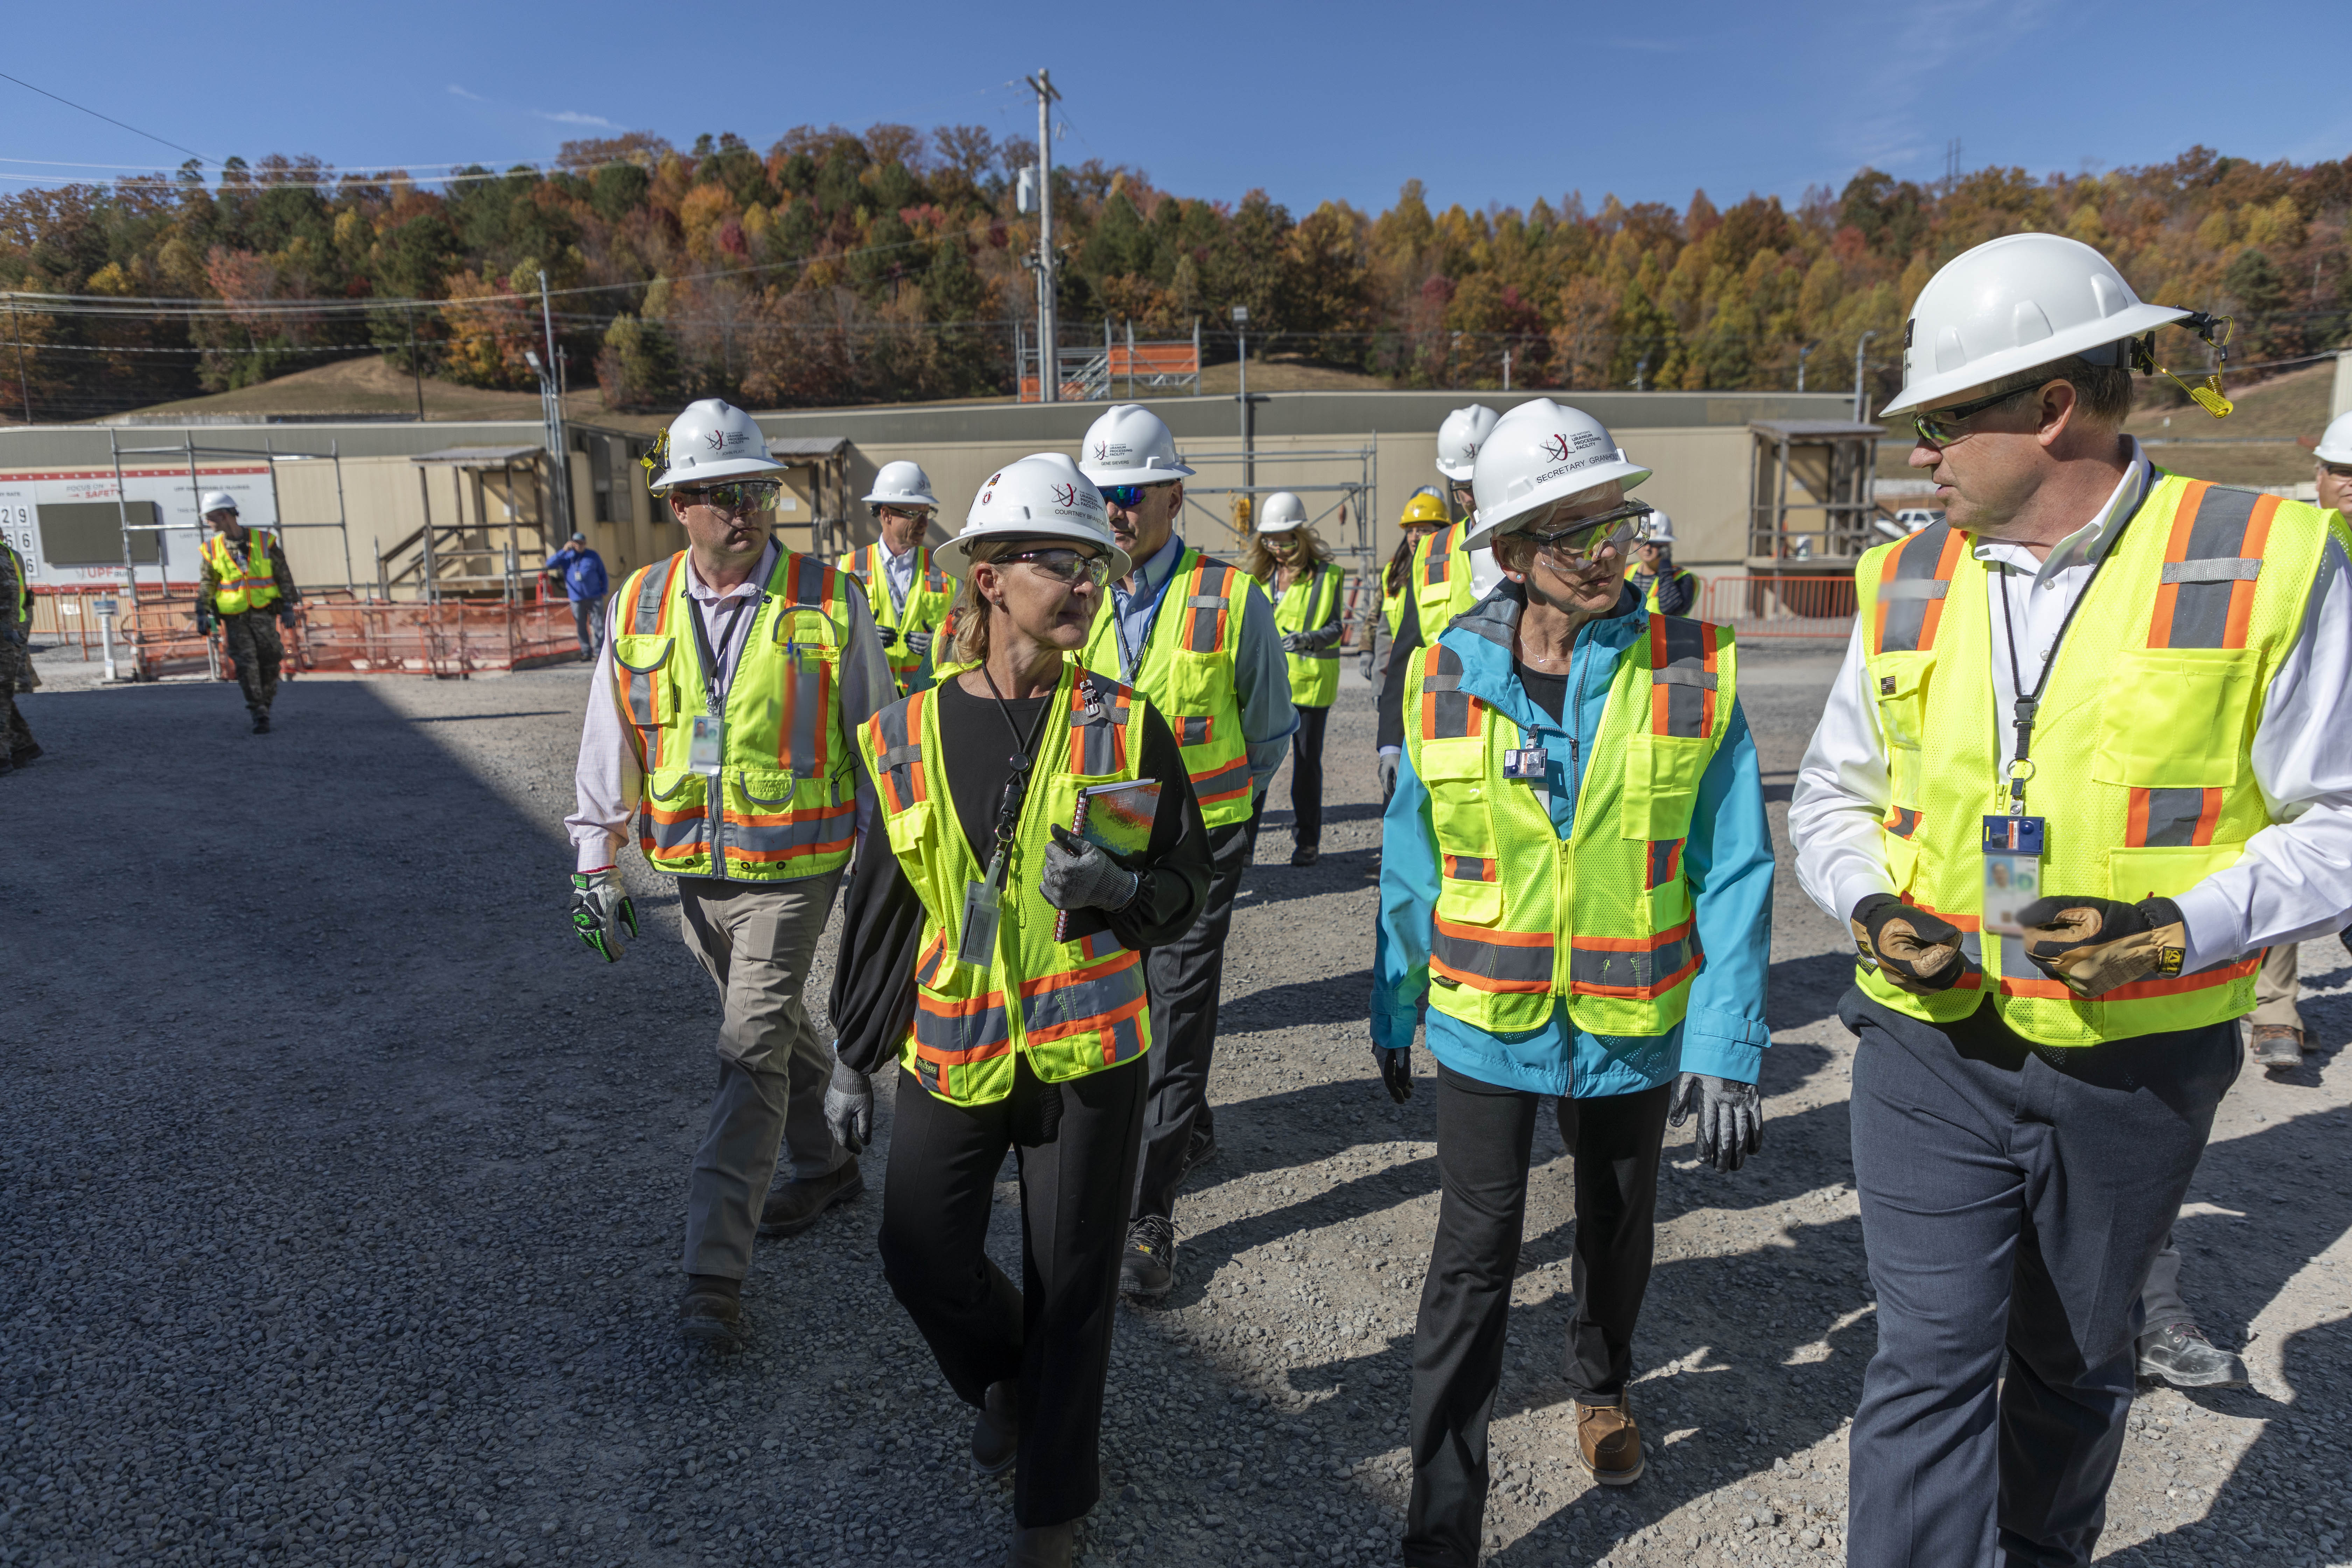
1289 703 1329 849
1404 1064 1670 1568
879 1056 1145 1528
1129 814 1255 1226
1844 994 2238 1568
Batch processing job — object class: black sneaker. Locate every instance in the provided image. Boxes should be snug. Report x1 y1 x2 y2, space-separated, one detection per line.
1290 844 1319 867
2136 1322 2247 1388
251 713 271 735
1180 1125 1217 1181
1120 1216 1176 1300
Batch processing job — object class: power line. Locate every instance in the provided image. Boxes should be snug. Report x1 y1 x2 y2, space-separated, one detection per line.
0 70 215 167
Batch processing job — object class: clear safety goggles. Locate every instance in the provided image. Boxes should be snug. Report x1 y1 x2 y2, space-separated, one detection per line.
1515 499 1653 567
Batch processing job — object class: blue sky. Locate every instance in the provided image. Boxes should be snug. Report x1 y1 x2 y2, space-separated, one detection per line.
7 0 2348 218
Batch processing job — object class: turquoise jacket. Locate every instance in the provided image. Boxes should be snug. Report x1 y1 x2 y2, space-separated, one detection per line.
1371 584 1774 1099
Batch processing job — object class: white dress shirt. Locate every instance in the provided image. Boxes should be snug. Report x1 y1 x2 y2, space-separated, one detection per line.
1789 440 2352 972
879 539 916 616
566 540 897 873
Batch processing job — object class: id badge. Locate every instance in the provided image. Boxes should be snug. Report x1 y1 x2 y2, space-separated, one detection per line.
1980 815 2046 938
957 879 1002 967
1502 745 1549 782
688 714 726 775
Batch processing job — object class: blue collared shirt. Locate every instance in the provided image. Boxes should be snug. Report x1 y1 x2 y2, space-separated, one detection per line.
1110 533 1297 788
1372 585 1775 1098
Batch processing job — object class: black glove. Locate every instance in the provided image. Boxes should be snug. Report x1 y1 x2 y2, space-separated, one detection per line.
277 602 299 626
1668 1073 1763 1172
1374 1046 1413 1104
1850 893 1967 993
1039 824 1140 912
196 606 216 636
1279 631 1307 654
1377 750 1399 804
2017 895 2186 999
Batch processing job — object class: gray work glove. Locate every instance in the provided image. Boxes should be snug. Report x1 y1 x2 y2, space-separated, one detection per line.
1377 750 1399 804
568 868 638 962
1669 1073 1763 1172
1040 824 1141 912
824 1058 874 1155
1279 631 1307 653
902 630 932 657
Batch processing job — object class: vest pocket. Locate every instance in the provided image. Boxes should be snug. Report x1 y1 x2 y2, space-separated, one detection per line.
1436 876 1504 926
1419 737 1492 853
2107 842 2243 904
2092 649 2257 789
1621 730 1709 840
614 644 671 729
1869 651 1934 753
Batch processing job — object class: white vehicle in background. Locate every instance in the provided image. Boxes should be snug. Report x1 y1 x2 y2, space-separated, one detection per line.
1875 507 1944 541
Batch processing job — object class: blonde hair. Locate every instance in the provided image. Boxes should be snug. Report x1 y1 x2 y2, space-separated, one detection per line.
1240 524 1332 583
947 539 1014 670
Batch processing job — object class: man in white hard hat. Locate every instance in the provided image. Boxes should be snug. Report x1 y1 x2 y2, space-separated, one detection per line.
1375 405 1503 801
840 460 957 695
195 492 300 734
564 399 898 1350
1628 511 1697 615
1788 232 2352 1566
1076 403 1295 1297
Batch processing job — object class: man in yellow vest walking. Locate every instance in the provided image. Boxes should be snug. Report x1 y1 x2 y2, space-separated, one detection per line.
1377 405 1502 801
0 536 37 773
564 399 898 1350
1076 404 1296 1297
195 492 299 734
1790 234 2352 1566
840 460 957 696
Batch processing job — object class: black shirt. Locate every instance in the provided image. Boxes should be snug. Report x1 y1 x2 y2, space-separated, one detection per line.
1514 663 1568 724
829 674 1213 1076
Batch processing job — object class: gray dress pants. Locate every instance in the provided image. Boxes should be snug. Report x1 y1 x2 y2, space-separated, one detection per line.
1843 991 2239 1568
676 871 848 1280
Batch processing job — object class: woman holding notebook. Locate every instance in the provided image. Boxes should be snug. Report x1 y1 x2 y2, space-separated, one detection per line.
826 452 1209 1568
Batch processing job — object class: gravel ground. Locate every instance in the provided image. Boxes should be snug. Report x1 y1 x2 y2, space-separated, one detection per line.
4 642 2350 1568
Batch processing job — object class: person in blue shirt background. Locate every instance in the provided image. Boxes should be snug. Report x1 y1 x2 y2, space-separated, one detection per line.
544 531 610 660
1368 399 1774 1566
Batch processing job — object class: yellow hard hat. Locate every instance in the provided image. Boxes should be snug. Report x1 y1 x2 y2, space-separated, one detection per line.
1399 490 1449 528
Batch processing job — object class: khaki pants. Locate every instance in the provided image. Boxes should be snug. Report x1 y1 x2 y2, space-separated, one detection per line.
2252 941 2302 1033
676 870 847 1280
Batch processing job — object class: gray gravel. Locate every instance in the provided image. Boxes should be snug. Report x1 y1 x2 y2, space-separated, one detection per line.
4 644 2349 1568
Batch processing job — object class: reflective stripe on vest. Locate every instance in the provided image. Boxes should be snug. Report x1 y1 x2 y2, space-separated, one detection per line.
1082 547 1256 828
203 530 281 615
1272 561 1344 708
1411 522 1475 640
1642 568 1699 616
840 542 956 695
610 550 857 882
862 661 1156 1106
1850 477 2323 1044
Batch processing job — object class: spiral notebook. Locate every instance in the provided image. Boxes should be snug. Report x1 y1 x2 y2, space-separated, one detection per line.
1054 779 1163 944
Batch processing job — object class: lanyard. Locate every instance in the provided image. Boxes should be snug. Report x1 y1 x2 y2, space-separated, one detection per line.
1991 489 2144 814
687 593 756 716
975 668 1062 890
1111 544 1183 682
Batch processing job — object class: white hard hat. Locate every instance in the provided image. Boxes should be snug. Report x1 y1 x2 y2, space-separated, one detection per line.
1880 234 2188 418
1435 405 1501 482
200 491 239 514
1077 404 1195 487
935 453 1131 581
862 460 939 510
1643 510 1676 546
2313 411 2352 465
648 399 786 493
1255 492 1309 534
1461 399 1651 551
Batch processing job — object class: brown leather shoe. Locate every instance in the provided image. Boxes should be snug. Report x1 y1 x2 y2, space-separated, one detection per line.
757 1157 864 1237
1575 1395 1645 1485
2250 1025 2303 1069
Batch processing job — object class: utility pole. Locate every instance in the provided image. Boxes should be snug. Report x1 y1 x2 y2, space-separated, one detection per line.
405 304 425 421
7 294 29 423
1231 304 1266 503
1796 342 1814 392
536 269 572 531
1025 69 1063 404
1853 330 1878 421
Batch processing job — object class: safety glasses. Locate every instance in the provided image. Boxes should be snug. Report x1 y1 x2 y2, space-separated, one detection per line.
1909 385 2033 448
673 481 780 516
1264 533 1302 551
1003 548 1111 587
1518 499 1652 567
1096 482 1172 510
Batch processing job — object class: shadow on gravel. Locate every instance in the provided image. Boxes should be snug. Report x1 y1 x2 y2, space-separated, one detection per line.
1232 847 1381 910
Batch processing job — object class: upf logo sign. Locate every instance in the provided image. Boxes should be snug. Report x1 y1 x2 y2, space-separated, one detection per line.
1543 434 1574 462
1051 483 1079 508
1093 440 1107 461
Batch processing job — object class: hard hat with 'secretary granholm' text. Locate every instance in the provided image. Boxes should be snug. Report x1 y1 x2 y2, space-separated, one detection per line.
2312 411 2352 466
1880 234 2189 418
1399 489 1450 530
862 460 940 510
1435 405 1501 482
1078 404 1196 488
647 400 786 494
1255 492 1309 534
935 453 1130 582
1461 399 1651 551
201 491 239 515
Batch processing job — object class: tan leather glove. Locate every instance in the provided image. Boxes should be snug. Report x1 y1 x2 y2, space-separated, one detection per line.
1850 893 1968 994
2017 896 2186 998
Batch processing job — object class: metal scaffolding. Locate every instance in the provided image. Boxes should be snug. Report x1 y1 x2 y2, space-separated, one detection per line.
1170 442 1379 631
106 428 357 601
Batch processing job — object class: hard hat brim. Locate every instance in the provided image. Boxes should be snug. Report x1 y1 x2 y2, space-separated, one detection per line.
649 453 791 493
933 523 1130 583
1434 456 1476 482
1255 518 1306 534
2316 440 2352 464
1077 458 1196 487
861 489 940 509
1878 302 2189 417
1461 454 1652 552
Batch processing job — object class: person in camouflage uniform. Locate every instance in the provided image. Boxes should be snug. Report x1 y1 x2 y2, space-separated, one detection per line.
0 538 38 774
195 493 300 733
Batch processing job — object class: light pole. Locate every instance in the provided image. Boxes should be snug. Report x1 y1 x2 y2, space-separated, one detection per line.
1853 331 1878 421
1025 69 1062 404
1796 342 1815 393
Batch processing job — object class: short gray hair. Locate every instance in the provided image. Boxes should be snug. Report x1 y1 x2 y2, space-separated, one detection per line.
1973 354 2134 430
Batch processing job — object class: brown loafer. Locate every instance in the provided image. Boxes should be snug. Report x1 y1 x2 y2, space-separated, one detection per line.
2250 1024 2303 1069
1575 1395 1645 1485
758 1157 864 1237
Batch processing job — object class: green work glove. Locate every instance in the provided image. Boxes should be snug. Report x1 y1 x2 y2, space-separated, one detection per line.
569 868 638 962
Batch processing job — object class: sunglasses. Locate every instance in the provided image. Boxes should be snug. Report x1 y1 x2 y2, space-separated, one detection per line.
1001 548 1111 587
1910 384 2035 447
1097 482 1172 510
1517 499 1652 566
673 481 780 515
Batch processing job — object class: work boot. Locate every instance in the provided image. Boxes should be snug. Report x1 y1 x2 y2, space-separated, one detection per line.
1575 1394 1645 1486
1180 1125 1217 1181
757 1158 864 1238
1119 1216 1176 1300
972 1379 1018 1475
678 1276 747 1352
2249 1025 2302 1069
1290 843 1319 867
2137 1321 2248 1388
1007 1520 1075 1568
10 743 38 766
251 711 271 735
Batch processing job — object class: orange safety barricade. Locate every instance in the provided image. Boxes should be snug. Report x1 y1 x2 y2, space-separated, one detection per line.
1690 576 1857 638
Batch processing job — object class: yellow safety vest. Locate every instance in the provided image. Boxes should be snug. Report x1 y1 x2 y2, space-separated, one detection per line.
861 661 1156 1105
1410 520 1478 642
202 529 282 615
610 549 860 882
1850 475 2332 1045
1402 612 1738 1038
1270 561 1344 709
1640 568 1699 616
3 542 27 624
1381 568 1410 640
838 542 955 695
1082 546 1257 828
